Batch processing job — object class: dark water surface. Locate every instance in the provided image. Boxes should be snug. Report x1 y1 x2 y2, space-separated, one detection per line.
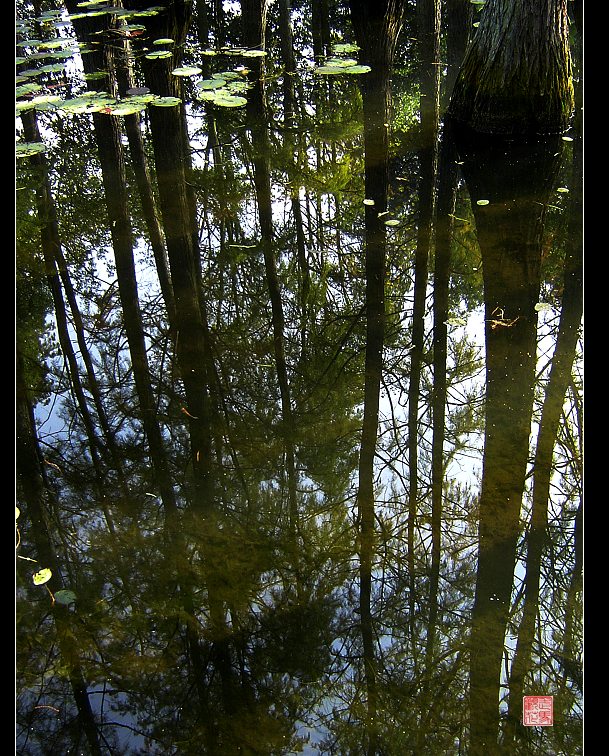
16 1 582 754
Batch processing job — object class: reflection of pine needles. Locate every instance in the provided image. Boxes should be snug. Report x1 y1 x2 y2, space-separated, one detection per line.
487 307 520 330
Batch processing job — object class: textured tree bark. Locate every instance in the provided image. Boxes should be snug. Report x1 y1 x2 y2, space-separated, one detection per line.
448 0 574 134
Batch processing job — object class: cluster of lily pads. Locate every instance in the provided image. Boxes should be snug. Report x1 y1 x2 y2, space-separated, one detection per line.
17 8 267 159
313 43 371 76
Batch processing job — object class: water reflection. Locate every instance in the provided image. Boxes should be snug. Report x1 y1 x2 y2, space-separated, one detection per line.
16 1 582 754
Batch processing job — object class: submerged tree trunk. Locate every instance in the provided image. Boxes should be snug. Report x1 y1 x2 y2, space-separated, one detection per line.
448 0 574 134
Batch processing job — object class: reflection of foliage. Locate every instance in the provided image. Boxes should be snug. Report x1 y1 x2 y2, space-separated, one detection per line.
15 1 582 754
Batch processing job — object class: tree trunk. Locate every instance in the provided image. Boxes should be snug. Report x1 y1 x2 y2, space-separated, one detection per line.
448 0 574 134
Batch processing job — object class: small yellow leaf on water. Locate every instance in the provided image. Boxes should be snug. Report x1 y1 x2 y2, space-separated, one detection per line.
33 568 52 586
476 199 490 206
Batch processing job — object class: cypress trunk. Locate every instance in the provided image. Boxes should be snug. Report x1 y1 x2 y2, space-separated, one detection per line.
448 0 574 135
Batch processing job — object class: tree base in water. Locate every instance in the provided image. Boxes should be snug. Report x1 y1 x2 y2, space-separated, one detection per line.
447 0 574 136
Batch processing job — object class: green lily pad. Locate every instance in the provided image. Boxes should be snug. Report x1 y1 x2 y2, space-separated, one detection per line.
39 62 68 73
106 102 148 115
172 66 202 77
32 568 52 585
213 93 248 107
16 82 43 97
145 50 173 60
54 589 77 606
198 78 229 90
149 96 182 107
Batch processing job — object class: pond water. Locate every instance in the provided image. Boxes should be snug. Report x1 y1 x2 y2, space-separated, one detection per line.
16 1 582 754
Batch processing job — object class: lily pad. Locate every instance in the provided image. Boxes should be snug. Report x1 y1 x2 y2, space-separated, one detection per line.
54 589 77 606
172 66 202 77
198 78 229 90
16 82 43 97
32 568 52 585
314 59 371 75
39 62 68 73
106 102 148 115
332 43 360 54
213 93 248 107
149 96 182 107
145 50 173 60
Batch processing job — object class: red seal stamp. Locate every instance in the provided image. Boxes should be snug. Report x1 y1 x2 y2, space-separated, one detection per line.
523 696 553 726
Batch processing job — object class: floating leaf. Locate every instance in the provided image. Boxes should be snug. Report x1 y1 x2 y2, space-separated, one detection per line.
59 94 117 113
197 89 221 101
212 93 248 107
476 199 490 205
315 59 371 75
149 96 182 107
106 102 147 115
16 141 47 157
16 101 35 113
145 50 173 59
198 78 228 90
534 303 552 312
384 219 400 227
39 62 68 73
37 40 65 50
124 93 157 104
332 43 360 54
33 568 52 585
556 186 569 193
153 38 174 45
446 317 467 326
16 507 20 520
241 49 267 57
212 71 241 81
54 589 77 606
49 49 77 59
16 82 43 97
561 136 573 142
27 94 63 111
363 199 375 206
172 65 202 77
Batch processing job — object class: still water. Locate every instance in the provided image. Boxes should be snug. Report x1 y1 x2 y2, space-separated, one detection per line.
16 1 582 754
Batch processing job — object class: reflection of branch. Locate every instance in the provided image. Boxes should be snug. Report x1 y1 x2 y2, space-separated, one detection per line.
486 307 520 330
